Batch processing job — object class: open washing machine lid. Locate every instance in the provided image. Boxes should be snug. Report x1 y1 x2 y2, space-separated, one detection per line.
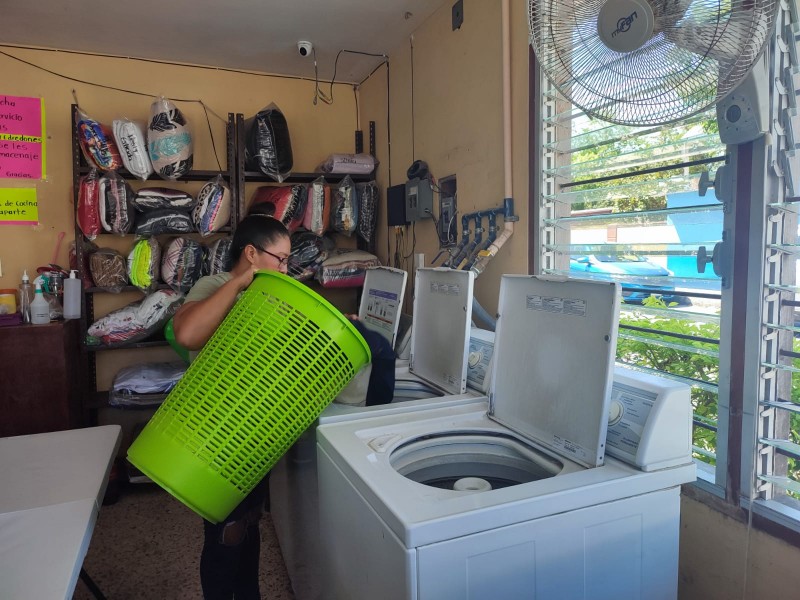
409 268 475 396
358 267 408 348
489 275 620 469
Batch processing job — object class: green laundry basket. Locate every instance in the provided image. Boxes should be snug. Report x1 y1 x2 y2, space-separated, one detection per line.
127 271 371 523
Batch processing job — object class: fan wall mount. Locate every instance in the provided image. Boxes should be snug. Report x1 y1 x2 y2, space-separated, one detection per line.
529 0 779 126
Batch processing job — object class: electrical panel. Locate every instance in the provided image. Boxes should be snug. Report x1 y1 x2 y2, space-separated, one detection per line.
405 177 433 221
438 175 457 247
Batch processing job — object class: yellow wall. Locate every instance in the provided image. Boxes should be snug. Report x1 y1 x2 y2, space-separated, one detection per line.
359 0 530 315
0 46 361 388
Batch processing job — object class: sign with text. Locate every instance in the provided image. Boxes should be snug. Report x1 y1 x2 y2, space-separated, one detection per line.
0 188 39 224
0 96 46 180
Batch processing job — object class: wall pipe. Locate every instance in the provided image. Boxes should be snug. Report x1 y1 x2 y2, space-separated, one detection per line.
471 0 517 278
456 215 484 269
467 211 498 270
448 214 474 267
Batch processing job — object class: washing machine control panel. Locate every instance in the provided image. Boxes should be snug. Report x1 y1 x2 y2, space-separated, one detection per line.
604 369 693 471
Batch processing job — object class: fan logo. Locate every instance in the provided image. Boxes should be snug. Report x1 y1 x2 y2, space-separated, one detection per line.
612 11 638 37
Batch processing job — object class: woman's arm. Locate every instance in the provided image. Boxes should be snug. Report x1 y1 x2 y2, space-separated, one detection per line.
173 269 255 350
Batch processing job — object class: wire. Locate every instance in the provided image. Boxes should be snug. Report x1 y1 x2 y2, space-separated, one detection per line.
410 36 415 161
353 86 359 130
316 49 387 106
3 48 227 170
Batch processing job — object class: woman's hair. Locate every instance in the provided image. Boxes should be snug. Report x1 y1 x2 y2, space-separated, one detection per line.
230 215 290 263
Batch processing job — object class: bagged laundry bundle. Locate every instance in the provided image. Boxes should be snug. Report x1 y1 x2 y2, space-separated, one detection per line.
134 208 194 236
75 106 123 171
288 232 334 281
77 168 101 240
249 185 306 232
161 237 205 293
133 187 195 211
317 249 379 288
193 175 231 236
128 237 161 292
303 177 330 236
109 361 188 408
356 181 379 244
243 103 293 182
317 153 377 175
86 289 183 347
89 248 128 292
206 237 232 275
331 175 357 236
113 118 153 180
148 96 193 180
98 171 135 234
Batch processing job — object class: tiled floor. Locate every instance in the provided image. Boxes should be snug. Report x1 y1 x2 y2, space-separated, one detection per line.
73 484 295 599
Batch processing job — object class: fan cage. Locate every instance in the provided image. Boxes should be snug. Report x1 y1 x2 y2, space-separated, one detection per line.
529 0 779 125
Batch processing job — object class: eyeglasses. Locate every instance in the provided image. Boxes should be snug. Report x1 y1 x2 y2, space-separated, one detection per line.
253 245 290 266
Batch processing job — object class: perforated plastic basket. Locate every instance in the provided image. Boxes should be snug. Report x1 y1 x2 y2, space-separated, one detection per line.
127 271 370 523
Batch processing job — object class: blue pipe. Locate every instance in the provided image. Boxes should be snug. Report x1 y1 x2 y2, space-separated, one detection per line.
448 214 473 267
472 297 496 331
467 212 498 270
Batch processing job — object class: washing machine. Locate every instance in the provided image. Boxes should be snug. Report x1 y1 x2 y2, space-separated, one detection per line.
270 267 493 599
317 275 697 600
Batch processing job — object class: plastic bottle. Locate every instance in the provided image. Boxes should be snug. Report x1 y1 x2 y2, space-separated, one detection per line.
63 270 81 320
18 270 33 323
30 282 50 325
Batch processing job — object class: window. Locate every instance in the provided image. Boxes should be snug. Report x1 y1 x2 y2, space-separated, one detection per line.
535 3 800 530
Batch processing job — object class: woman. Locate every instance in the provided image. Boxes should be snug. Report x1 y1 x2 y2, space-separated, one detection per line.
173 214 291 600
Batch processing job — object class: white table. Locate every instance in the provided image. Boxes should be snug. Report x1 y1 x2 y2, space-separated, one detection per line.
0 425 121 600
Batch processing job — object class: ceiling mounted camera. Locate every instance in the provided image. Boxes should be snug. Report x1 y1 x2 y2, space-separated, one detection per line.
297 41 313 57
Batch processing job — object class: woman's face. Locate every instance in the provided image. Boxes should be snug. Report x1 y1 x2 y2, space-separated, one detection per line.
250 235 292 274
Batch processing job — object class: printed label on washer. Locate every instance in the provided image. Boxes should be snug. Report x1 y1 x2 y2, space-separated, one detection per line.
363 288 400 337
552 434 590 462
605 382 657 454
430 281 461 296
467 338 493 388
526 295 586 317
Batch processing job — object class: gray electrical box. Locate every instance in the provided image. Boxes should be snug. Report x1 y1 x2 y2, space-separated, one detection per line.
405 177 433 221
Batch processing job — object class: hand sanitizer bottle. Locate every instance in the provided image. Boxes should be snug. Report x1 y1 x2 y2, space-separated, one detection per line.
63 270 81 320
30 282 51 325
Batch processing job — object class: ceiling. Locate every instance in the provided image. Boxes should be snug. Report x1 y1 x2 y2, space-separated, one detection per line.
2 0 447 83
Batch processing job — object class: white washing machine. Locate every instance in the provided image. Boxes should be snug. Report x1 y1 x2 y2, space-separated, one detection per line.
271 267 493 600
317 275 697 600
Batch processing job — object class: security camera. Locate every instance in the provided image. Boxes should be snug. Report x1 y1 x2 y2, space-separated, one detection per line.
297 41 313 57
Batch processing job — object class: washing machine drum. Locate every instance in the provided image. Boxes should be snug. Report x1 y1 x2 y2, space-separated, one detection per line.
389 432 564 492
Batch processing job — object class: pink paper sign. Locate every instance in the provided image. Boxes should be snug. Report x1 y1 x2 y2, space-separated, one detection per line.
0 96 45 180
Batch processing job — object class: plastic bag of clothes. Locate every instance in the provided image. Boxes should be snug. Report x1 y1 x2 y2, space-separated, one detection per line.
243 103 293 182
113 118 153 180
134 208 194 236
316 249 379 288
148 96 193 180
109 361 188 408
193 175 231 236
357 181 379 244
206 237 232 275
133 187 195 211
303 176 330 236
161 237 204 293
288 232 334 281
128 237 161 292
77 168 101 240
75 106 123 171
98 171 135 234
89 248 128 292
87 289 183 347
249 185 306 232
317 153 376 175
331 175 357 236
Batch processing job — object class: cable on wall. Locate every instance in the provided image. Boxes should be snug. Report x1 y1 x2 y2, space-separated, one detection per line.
1 48 227 170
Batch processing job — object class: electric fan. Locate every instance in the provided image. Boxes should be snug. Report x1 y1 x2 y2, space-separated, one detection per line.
529 0 779 125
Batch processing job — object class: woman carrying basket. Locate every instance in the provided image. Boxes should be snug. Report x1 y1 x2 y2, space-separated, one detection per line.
173 215 291 600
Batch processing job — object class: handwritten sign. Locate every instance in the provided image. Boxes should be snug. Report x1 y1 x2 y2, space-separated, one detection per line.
0 188 38 224
0 96 46 180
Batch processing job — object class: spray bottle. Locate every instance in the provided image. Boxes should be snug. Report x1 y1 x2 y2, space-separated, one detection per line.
30 282 50 325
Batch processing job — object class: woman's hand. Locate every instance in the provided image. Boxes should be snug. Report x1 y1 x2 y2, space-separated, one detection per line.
231 265 259 293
